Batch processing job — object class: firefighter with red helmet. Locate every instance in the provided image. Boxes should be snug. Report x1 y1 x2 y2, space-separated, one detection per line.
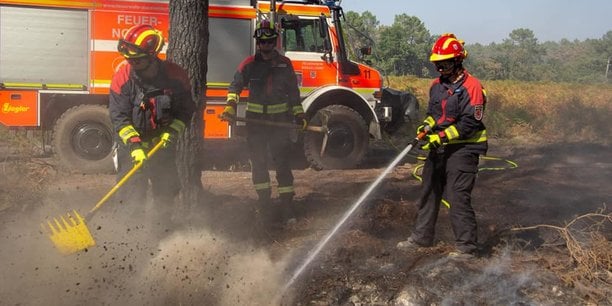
397 33 488 258
221 19 305 224
109 24 195 226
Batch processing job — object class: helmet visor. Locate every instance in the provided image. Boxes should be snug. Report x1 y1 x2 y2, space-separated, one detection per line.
117 39 148 58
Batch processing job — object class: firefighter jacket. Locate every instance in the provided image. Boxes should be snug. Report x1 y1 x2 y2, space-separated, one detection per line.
227 50 302 119
426 70 487 154
109 59 195 143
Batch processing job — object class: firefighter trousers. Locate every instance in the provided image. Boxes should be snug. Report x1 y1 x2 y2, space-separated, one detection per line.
410 145 480 253
246 123 294 202
113 140 181 218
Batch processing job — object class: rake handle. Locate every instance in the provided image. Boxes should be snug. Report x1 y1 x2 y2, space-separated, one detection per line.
88 139 167 216
225 115 328 133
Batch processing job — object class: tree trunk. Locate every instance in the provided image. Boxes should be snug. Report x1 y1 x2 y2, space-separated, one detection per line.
167 0 209 211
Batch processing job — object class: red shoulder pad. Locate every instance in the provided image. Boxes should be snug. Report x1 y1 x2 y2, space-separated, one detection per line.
110 64 131 93
463 74 485 106
237 55 256 72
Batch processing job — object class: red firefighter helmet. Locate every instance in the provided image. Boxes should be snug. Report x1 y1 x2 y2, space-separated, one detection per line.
117 24 165 59
429 33 467 62
253 19 278 40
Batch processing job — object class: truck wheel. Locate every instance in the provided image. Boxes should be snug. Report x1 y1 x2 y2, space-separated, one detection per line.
304 105 368 170
52 105 114 173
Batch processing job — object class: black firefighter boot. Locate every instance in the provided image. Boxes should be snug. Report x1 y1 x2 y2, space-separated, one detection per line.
279 192 297 225
255 189 272 221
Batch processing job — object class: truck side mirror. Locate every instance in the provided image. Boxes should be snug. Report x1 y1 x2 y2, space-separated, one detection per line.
318 14 333 62
318 15 328 38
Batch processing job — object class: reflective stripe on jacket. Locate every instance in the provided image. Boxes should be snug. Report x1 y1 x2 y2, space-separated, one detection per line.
246 102 289 114
427 70 487 152
227 50 301 116
109 59 195 140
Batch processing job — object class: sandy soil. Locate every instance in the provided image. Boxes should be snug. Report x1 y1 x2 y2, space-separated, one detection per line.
0 139 610 305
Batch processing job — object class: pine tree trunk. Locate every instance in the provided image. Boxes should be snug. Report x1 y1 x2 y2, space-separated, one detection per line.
167 0 209 211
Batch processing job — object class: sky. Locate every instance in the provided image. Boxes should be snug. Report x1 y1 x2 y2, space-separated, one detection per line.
340 0 612 44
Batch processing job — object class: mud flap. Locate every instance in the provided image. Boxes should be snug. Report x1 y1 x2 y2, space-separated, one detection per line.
379 88 419 134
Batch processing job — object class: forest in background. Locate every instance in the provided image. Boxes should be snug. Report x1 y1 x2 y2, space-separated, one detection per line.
386 76 612 146
344 11 612 83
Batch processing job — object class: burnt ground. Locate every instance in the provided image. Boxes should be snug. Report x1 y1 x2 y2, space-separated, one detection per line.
0 138 610 305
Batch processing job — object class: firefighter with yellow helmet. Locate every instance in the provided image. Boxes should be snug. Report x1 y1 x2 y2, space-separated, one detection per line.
222 19 305 225
397 33 488 259
109 24 195 227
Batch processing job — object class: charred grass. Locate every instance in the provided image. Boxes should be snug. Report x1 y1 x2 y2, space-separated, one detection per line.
1 80 611 304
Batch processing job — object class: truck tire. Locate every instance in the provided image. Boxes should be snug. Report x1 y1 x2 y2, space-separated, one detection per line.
52 104 114 173
304 105 368 170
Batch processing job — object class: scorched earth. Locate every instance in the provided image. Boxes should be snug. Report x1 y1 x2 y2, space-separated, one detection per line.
0 138 610 305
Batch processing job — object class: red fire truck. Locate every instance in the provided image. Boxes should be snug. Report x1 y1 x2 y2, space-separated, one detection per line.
0 0 418 173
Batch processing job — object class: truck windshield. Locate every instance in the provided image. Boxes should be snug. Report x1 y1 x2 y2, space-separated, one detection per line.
281 17 327 53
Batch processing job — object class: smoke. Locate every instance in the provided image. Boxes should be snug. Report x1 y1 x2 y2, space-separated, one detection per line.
118 229 289 305
395 249 543 305
0 200 290 305
439 250 537 305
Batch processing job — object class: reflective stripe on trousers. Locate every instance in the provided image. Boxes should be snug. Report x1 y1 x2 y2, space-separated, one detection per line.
247 123 294 197
246 102 288 114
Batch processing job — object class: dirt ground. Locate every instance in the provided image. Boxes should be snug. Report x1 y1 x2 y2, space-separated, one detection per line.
0 138 610 305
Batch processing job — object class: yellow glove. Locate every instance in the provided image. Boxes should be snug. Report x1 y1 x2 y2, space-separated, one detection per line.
160 132 172 148
127 136 147 164
421 133 444 151
295 112 307 131
131 148 146 164
416 123 429 135
220 103 236 122
159 119 185 148
128 138 147 164
416 116 436 137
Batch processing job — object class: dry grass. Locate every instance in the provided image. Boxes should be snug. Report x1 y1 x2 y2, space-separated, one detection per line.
511 207 612 303
386 76 612 145
0 126 53 212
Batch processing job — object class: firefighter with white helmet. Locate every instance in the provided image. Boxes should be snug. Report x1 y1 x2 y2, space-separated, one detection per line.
397 33 488 258
222 19 305 225
109 24 195 227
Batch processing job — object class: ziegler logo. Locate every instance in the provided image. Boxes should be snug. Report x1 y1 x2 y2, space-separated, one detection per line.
2 103 30 114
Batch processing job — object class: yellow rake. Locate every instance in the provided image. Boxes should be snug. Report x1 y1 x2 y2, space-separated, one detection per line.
43 139 166 255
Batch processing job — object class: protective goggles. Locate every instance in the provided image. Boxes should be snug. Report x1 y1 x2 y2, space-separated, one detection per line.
434 59 456 71
254 28 277 39
117 39 148 58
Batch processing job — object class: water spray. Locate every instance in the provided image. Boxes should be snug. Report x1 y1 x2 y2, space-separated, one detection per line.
280 130 428 297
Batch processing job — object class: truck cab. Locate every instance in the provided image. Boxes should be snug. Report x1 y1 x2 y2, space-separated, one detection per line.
207 0 418 169
0 0 418 172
